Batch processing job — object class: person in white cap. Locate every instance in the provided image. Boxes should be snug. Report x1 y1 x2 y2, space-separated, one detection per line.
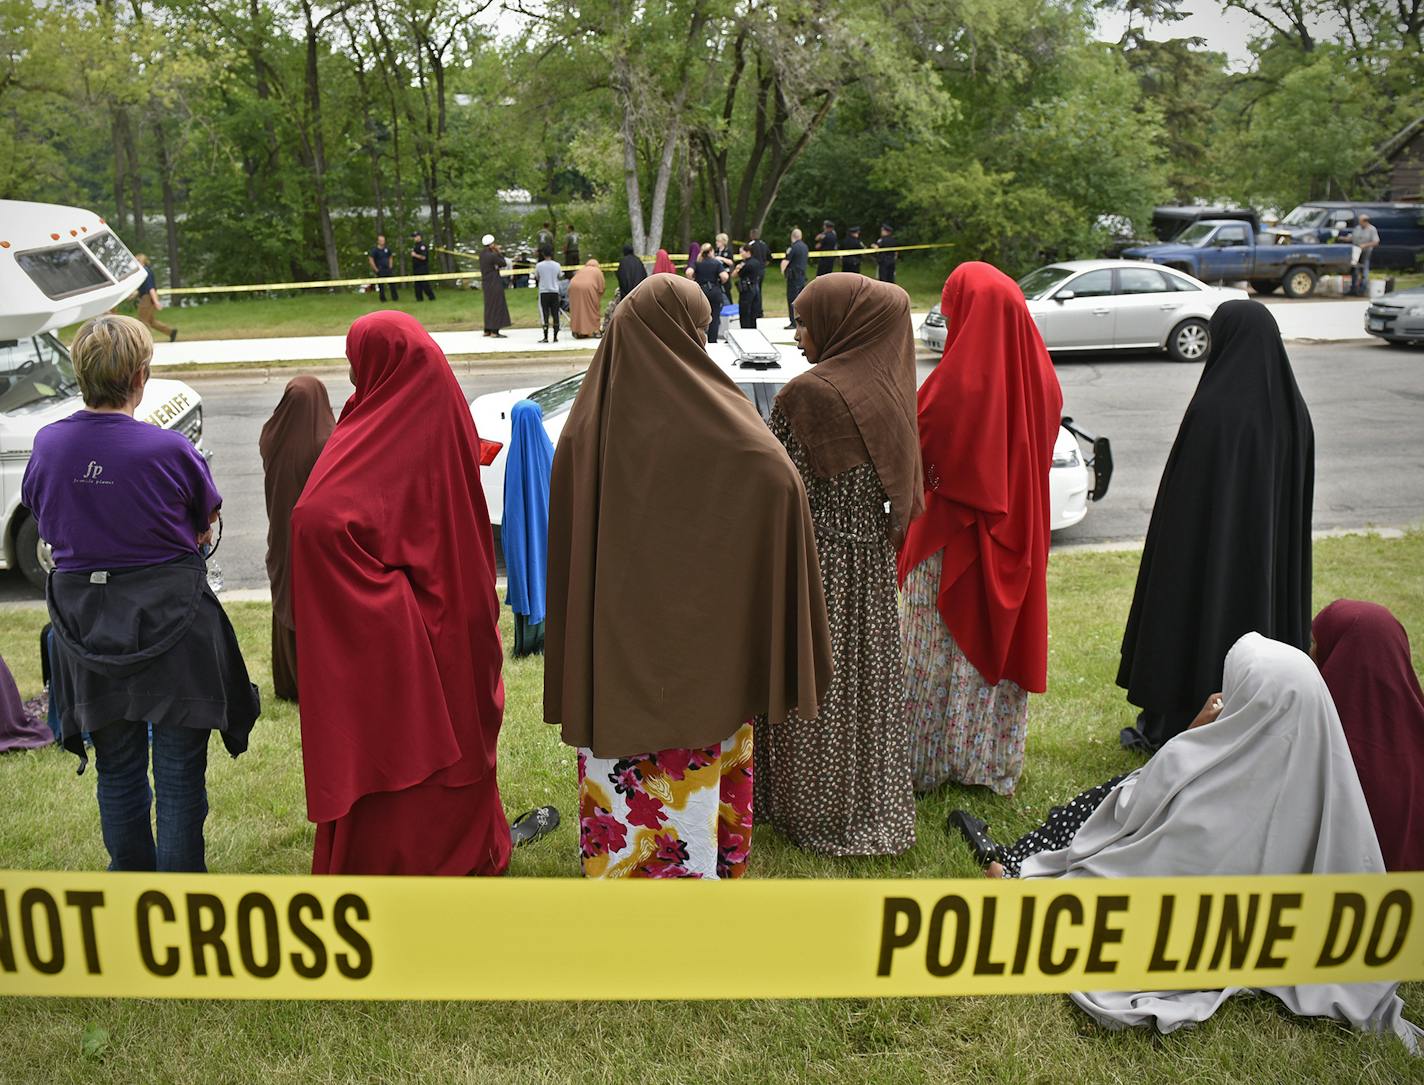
479 234 511 338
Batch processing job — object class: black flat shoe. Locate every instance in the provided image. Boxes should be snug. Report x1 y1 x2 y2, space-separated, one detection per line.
510 805 560 847
1119 725 1157 754
946 810 998 867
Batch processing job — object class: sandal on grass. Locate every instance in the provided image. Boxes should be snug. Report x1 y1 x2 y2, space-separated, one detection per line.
510 805 560 848
946 809 998 867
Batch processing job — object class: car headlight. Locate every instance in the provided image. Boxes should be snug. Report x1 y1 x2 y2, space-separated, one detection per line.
923 310 946 328
1407 306 1424 317
1051 447 1081 468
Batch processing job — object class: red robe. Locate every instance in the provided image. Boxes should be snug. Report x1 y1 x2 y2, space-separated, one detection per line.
898 262 1062 693
292 310 510 875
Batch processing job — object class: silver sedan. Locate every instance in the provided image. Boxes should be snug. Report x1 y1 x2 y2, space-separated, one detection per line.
921 260 1248 363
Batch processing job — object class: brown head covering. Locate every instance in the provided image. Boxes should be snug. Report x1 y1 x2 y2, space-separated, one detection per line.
544 275 833 758
568 258 606 336
260 375 335 628
777 273 924 545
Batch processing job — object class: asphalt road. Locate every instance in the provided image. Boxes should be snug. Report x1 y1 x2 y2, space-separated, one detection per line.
1 340 1419 601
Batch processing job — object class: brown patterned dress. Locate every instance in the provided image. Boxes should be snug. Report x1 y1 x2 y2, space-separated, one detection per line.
754 407 916 855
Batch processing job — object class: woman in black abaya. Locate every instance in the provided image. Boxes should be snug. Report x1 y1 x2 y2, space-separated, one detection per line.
616 244 647 299
1118 299 1314 752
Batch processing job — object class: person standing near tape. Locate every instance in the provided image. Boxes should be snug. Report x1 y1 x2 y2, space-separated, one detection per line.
813 220 838 276
479 234 511 339
748 228 772 318
840 225 865 276
292 311 513 876
535 244 563 342
874 224 898 283
22 314 259 873
134 254 177 342
543 275 832 879
409 232 435 302
781 228 809 330
368 234 398 302
562 223 580 279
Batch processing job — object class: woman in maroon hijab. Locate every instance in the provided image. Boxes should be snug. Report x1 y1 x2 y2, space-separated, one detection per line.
291 311 510 876
1312 600 1424 872
259 376 334 702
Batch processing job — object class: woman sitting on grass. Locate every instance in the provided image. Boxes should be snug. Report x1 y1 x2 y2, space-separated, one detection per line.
22 314 259 872
1311 600 1423 872
950 632 1419 1049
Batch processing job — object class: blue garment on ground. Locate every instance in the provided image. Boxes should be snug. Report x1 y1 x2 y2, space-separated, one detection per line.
503 400 554 626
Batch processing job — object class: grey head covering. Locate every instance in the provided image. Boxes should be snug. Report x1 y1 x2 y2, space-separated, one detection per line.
1023 632 1420 1051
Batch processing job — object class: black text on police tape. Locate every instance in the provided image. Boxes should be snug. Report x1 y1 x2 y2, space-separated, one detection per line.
0 887 372 980
876 889 1414 978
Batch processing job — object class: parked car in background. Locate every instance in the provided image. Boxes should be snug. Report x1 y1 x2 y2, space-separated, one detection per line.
1269 202 1424 270
1364 285 1424 346
1120 219 1351 297
473 331 1112 536
921 260 1246 363
0 199 209 588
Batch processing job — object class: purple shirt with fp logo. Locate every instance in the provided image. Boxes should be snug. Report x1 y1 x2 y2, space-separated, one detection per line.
22 411 221 572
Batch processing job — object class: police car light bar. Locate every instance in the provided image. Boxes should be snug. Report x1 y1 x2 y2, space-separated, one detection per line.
725 327 782 369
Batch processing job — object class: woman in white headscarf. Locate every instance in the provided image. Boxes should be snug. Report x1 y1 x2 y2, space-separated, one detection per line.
963 634 1420 1049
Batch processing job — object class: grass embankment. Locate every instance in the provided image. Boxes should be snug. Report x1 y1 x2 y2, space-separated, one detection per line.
81 261 951 344
0 533 1421 1083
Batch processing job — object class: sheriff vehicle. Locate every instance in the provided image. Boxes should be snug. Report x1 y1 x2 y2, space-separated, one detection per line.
0 200 208 588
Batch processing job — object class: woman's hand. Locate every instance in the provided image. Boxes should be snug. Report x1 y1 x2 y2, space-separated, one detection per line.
1188 692 1225 729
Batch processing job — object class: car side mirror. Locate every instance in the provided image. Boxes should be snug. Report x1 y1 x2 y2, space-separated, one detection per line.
1054 290 1075 302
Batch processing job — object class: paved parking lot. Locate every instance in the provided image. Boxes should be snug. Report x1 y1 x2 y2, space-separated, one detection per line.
0 339 1418 601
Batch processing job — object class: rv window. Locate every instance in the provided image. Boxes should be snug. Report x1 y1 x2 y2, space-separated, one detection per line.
15 244 112 300
83 231 140 281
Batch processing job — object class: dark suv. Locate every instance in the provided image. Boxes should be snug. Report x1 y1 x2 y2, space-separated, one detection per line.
1270 202 1424 269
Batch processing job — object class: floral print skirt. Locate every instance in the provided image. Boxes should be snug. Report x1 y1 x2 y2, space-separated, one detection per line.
901 551 1029 796
577 719 755 879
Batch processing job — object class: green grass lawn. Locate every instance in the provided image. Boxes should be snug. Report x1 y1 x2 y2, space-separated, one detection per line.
1 533 1421 1083
77 260 953 344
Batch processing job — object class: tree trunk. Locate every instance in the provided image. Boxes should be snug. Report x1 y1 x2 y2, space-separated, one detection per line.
302 3 340 277
120 110 145 246
110 110 128 233
155 120 181 287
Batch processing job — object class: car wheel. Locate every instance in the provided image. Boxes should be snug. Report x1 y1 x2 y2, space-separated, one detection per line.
1249 280 1280 295
1282 266 1318 298
15 515 49 591
1167 318 1210 363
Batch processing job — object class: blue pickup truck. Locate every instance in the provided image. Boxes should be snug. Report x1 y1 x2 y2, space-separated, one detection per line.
1120 219 1352 297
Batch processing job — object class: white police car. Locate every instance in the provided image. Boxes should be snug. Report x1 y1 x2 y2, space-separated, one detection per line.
471 328 1110 540
1 200 209 587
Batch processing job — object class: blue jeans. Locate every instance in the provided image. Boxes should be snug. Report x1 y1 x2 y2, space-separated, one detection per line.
91 722 210 872
1351 252 1372 296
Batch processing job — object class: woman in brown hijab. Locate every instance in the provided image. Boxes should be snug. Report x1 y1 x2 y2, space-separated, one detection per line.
260 375 335 701
544 275 833 878
757 273 923 856
566 258 605 338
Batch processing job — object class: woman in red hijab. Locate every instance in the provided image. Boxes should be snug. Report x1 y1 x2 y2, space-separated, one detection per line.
259 376 334 702
897 262 1063 796
652 249 677 275
291 311 510 876
1312 600 1424 871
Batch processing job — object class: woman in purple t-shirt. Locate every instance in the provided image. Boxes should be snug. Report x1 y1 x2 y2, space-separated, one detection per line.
22 315 258 873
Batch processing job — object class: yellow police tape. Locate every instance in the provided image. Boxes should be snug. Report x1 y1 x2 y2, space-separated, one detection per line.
1 870 1419 1001
158 243 948 297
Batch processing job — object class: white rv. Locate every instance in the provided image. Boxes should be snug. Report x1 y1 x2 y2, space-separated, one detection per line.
0 200 208 587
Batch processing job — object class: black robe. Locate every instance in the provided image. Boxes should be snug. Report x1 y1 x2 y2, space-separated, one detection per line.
1117 300 1314 747
480 247 512 331
616 253 647 298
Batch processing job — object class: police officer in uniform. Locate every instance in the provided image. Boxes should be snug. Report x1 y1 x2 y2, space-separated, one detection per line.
368 234 398 302
875 224 899 284
780 228 809 330
841 225 865 275
409 232 435 302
